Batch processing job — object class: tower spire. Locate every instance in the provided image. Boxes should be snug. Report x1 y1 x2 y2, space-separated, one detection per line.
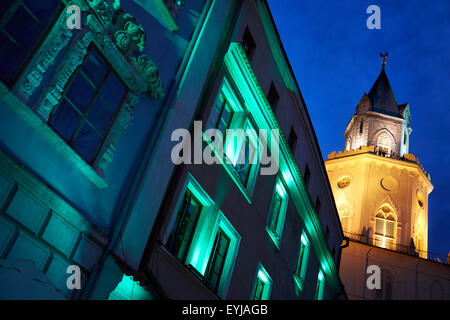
379 52 389 69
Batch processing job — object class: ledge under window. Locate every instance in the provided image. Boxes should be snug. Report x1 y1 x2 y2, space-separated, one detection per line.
0 81 109 189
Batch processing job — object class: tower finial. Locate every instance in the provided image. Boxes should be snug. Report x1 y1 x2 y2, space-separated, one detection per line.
379 52 389 69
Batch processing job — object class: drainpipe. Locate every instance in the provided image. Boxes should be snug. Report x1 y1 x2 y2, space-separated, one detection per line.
362 248 373 300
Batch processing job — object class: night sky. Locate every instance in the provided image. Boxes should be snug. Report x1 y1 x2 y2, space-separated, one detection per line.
267 0 450 257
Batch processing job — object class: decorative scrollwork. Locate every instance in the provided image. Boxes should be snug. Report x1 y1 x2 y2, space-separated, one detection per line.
87 0 120 26
135 55 165 98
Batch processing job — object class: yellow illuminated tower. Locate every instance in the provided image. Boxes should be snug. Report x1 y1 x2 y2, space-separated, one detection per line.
324 59 444 299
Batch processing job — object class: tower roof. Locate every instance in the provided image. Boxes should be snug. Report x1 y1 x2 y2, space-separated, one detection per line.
367 68 403 118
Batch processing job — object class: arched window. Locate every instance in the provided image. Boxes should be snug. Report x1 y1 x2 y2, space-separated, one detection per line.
377 133 391 153
360 121 364 134
374 207 396 250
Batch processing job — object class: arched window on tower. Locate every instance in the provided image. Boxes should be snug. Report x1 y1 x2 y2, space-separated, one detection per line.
359 121 364 134
377 132 391 154
374 206 396 250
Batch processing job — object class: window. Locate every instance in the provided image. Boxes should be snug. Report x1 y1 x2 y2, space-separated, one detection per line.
252 264 272 300
303 164 311 188
207 78 262 196
267 82 279 111
374 206 396 250
293 232 310 292
287 127 297 155
166 175 240 298
232 120 259 188
377 132 391 153
266 177 288 248
359 121 364 134
208 92 234 132
0 0 61 85
48 46 128 164
315 269 325 300
205 228 231 292
315 197 321 215
202 214 240 296
242 27 255 61
168 189 202 262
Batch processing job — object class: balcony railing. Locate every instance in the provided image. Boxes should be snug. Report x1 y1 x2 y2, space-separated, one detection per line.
343 231 449 265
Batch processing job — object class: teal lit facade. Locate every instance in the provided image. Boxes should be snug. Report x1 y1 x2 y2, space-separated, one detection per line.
0 0 345 300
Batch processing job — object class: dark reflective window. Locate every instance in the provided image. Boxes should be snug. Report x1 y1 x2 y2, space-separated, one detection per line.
0 0 61 84
48 46 128 164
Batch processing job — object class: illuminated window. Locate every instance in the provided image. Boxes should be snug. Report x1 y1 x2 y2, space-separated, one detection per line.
168 189 202 262
232 120 259 188
377 132 391 153
205 228 231 292
266 177 288 248
203 214 240 296
208 92 234 132
315 269 325 300
374 207 396 250
48 46 128 164
167 175 240 298
206 78 262 196
293 232 310 292
252 264 272 300
0 0 61 85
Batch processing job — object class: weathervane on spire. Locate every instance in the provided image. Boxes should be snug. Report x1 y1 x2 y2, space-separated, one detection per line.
379 52 389 69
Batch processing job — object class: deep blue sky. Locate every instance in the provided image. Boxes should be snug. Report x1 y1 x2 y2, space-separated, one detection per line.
267 0 450 257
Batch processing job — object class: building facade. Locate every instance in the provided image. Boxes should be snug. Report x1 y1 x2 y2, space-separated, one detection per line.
0 0 345 300
325 64 450 299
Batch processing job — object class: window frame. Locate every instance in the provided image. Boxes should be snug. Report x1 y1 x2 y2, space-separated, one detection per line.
0 0 63 87
251 263 272 300
47 44 129 165
205 77 263 202
266 176 289 249
374 208 396 250
293 231 310 292
165 174 240 298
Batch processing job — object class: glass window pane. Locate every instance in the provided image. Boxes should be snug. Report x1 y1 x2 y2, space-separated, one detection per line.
72 122 103 163
65 73 96 114
375 219 384 235
23 0 60 27
87 97 115 135
5 5 42 53
0 31 25 81
385 221 394 238
81 49 108 87
100 72 126 108
48 98 82 141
